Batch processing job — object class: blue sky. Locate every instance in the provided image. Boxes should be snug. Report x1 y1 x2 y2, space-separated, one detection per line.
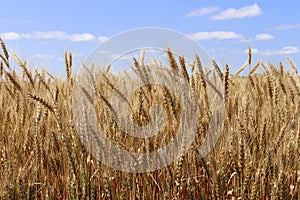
1 0 300 75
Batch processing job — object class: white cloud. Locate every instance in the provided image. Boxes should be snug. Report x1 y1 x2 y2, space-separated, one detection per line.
0 32 30 40
186 6 219 17
210 3 262 20
274 23 300 30
188 31 243 40
69 33 96 42
33 31 68 40
243 47 299 55
98 36 109 43
255 33 274 41
32 31 96 42
0 31 100 42
262 46 299 56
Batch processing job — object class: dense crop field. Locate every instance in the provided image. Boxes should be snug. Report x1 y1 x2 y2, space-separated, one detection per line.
0 38 299 199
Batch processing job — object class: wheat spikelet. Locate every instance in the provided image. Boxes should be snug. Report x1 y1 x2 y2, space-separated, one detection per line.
81 165 88 200
273 78 280 106
5 71 22 92
54 81 59 102
238 136 245 176
250 170 260 199
0 37 9 60
11 51 23 67
35 102 42 124
101 73 130 108
167 48 179 71
120 181 128 200
18 178 26 200
278 77 287 95
179 56 189 82
103 174 112 200
248 75 255 89
132 57 149 85
27 92 54 113
224 64 229 103
0 53 10 69
265 152 274 182
273 122 288 153
214 170 221 198
190 74 195 92
285 139 295 168
34 108 42 179
259 119 267 156
12 52 34 86
69 52 72 71
286 56 298 74
212 59 223 80
279 62 284 76
287 72 300 96
243 161 253 194
3 81 16 98
234 62 248 76
195 54 204 76
35 69 51 92
0 61 3 77
269 63 279 76
80 86 94 105
42 68 54 80
278 170 288 200
262 64 274 102
174 156 184 197
248 47 252 65
65 51 71 81
249 61 261 75
140 49 146 65
135 87 148 126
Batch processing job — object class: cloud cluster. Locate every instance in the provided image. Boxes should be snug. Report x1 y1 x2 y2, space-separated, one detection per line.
211 4 262 20
245 47 299 56
0 31 108 42
274 24 300 30
262 46 299 56
188 31 242 41
187 4 262 20
186 6 219 17
255 33 274 41
186 5 278 44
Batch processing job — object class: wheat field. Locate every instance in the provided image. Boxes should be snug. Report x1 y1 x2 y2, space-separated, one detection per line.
0 38 299 199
